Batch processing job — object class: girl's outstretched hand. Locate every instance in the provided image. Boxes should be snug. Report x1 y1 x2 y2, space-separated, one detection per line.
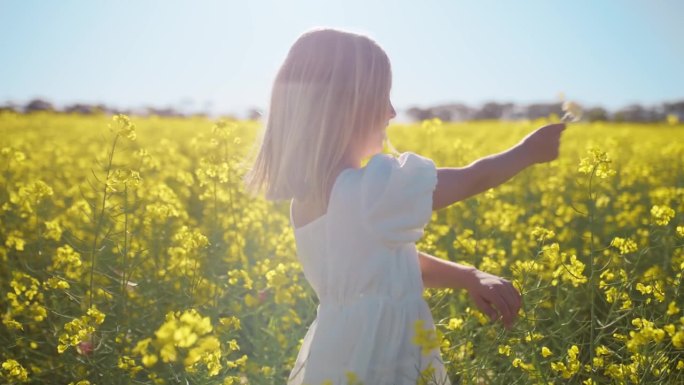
466 269 522 330
519 123 566 164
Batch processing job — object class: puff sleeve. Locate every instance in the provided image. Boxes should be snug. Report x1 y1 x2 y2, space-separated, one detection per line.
360 151 438 247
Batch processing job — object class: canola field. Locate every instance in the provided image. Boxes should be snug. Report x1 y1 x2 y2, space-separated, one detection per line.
0 111 683 385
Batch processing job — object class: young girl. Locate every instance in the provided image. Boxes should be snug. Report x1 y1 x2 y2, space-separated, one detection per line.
244 27 566 385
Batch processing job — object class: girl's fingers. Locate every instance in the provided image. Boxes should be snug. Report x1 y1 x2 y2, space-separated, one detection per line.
507 283 522 312
471 292 498 322
489 291 512 327
513 286 522 311
495 285 520 328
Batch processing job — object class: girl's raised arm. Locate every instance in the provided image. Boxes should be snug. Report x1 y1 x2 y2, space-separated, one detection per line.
432 123 566 211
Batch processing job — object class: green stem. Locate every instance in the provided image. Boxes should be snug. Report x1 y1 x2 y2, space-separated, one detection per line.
89 134 119 310
121 183 128 331
587 162 598 380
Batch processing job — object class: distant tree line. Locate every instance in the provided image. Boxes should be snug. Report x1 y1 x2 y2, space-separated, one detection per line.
0 99 223 119
1 98 682 123
405 100 684 123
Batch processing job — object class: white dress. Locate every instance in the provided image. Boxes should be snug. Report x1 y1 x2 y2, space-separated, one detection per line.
287 152 452 385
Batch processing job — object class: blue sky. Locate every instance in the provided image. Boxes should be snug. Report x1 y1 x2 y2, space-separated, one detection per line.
1 0 682 120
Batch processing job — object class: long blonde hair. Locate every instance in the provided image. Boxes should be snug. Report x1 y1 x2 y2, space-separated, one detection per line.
243 27 397 213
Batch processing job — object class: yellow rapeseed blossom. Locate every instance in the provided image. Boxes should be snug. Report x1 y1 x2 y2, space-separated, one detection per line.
524 332 544 342
108 114 137 141
578 147 616 179
530 226 556 243
8 180 53 217
225 354 248 369
627 318 666 352
610 237 638 255
412 319 441 356
43 219 63 241
117 355 144 378
4 230 25 251
417 362 437 385
48 244 84 281
4 271 47 328
676 226 684 237
57 306 105 354
550 345 581 379
671 329 684 349
650 205 675 226
1 359 29 382
219 315 242 331
132 308 224 376
667 301 680 315
345 370 363 385
43 277 70 290
552 253 587 287
259 366 274 376
446 317 464 331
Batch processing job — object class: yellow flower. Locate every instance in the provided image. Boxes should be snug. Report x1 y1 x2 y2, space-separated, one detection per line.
446 317 464 331
159 343 177 362
57 306 103 355
5 230 25 251
610 237 638 255
44 277 70 290
345 371 362 385
524 332 544 342
244 293 259 307
667 301 680 315
578 147 616 178
541 346 553 357
133 309 223 376
417 362 437 385
259 366 274 376
531 226 555 242
142 354 158 367
1 359 29 382
222 376 242 384
552 253 587 287
173 326 198 348
672 330 684 349
109 114 137 141
636 282 652 294
596 345 611 357
412 319 441 356
676 226 684 238
650 205 675 226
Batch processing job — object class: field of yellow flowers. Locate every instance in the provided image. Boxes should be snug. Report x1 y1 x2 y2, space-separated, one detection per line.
1 111 682 385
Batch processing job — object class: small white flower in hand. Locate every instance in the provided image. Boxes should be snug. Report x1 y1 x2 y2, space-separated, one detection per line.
561 101 583 123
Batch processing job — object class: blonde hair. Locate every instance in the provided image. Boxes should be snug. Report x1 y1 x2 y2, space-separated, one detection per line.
243 27 398 213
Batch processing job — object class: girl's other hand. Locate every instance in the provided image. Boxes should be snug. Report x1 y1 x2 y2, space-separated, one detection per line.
519 123 566 164
465 269 522 330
